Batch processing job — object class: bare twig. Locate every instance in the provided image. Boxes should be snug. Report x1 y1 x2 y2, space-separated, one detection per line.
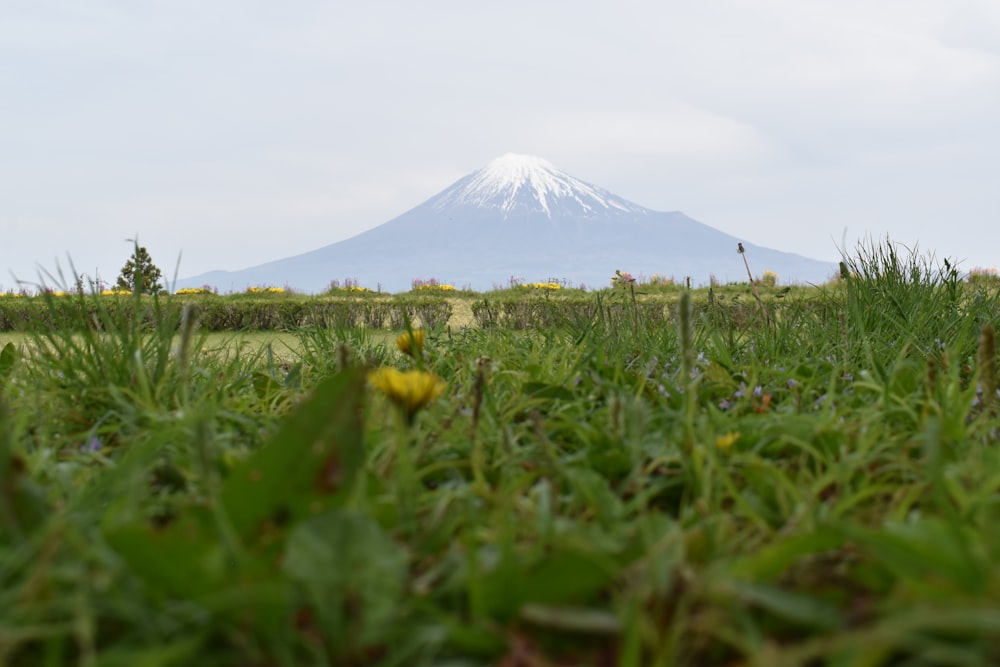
738 243 771 328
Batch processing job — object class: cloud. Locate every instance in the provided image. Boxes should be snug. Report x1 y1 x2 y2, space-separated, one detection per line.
534 108 772 163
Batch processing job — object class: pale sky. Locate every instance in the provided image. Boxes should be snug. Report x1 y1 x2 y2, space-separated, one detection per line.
3 1 999 291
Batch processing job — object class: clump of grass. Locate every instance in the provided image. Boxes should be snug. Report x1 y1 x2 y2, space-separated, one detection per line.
980 323 997 413
835 236 975 364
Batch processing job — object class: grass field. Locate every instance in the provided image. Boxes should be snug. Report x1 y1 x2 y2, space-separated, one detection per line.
3 241 1000 665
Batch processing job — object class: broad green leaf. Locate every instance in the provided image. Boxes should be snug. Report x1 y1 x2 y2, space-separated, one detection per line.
284 509 407 648
563 467 623 525
840 518 987 595
478 544 616 621
0 392 47 542
732 581 842 630
522 381 575 401
702 360 737 390
521 544 618 605
104 369 367 602
221 367 367 545
104 510 225 599
0 342 16 383
93 636 203 667
730 527 844 581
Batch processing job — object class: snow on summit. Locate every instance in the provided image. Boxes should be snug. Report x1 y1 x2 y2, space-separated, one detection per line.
431 153 643 218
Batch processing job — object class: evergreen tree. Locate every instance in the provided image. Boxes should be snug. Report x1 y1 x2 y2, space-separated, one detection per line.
115 245 164 294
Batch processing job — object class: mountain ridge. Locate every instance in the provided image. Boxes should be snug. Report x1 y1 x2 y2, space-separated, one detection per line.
177 154 836 293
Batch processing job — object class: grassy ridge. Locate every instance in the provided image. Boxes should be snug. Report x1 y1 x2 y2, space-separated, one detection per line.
3 240 1000 665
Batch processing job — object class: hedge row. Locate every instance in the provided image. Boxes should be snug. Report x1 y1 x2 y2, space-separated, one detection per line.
470 295 671 329
0 296 453 332
0 293 775 333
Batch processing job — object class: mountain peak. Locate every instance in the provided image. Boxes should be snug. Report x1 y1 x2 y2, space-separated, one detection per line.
430 153 645 218
481 153 558 185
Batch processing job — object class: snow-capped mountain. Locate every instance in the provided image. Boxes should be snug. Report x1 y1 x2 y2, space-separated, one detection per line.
431 153 644 218
177 154 836 293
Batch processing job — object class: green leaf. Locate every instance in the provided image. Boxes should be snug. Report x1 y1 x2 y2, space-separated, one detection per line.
521 545 617 606
221 367 368 546
563 467 623 525
732 581 842 630
0 342 16 383
0 392 47 542
519 603 621 634
478 543 616 621
104 369 368 601
730 527 844 581
93 636 203 667
522 381 575 401
104 510 225 599
702 360 737 390
840 518 987 595
284 509 407 648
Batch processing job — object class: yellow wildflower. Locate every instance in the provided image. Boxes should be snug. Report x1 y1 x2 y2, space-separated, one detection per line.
369 368 445 421
715 432 740 450
396 329 426 358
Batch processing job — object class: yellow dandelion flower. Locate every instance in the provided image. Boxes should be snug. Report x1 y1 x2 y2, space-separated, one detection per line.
396 329 426 358
369 367 445 421
715 432 740 450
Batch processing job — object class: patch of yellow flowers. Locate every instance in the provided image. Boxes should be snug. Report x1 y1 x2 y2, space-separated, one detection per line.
715 432 740 450
368 367 445 422
368 327 444 421
396 329 425 358
414 284 456 292
246 286 286 294
518 282 562 290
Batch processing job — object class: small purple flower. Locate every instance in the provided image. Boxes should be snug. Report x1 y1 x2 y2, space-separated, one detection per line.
82 436 102 453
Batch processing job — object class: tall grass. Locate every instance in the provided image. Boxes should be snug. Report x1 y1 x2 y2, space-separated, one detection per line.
2 240 1000 665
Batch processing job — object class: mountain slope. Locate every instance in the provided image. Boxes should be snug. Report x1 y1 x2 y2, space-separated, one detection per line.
177 154 835 293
